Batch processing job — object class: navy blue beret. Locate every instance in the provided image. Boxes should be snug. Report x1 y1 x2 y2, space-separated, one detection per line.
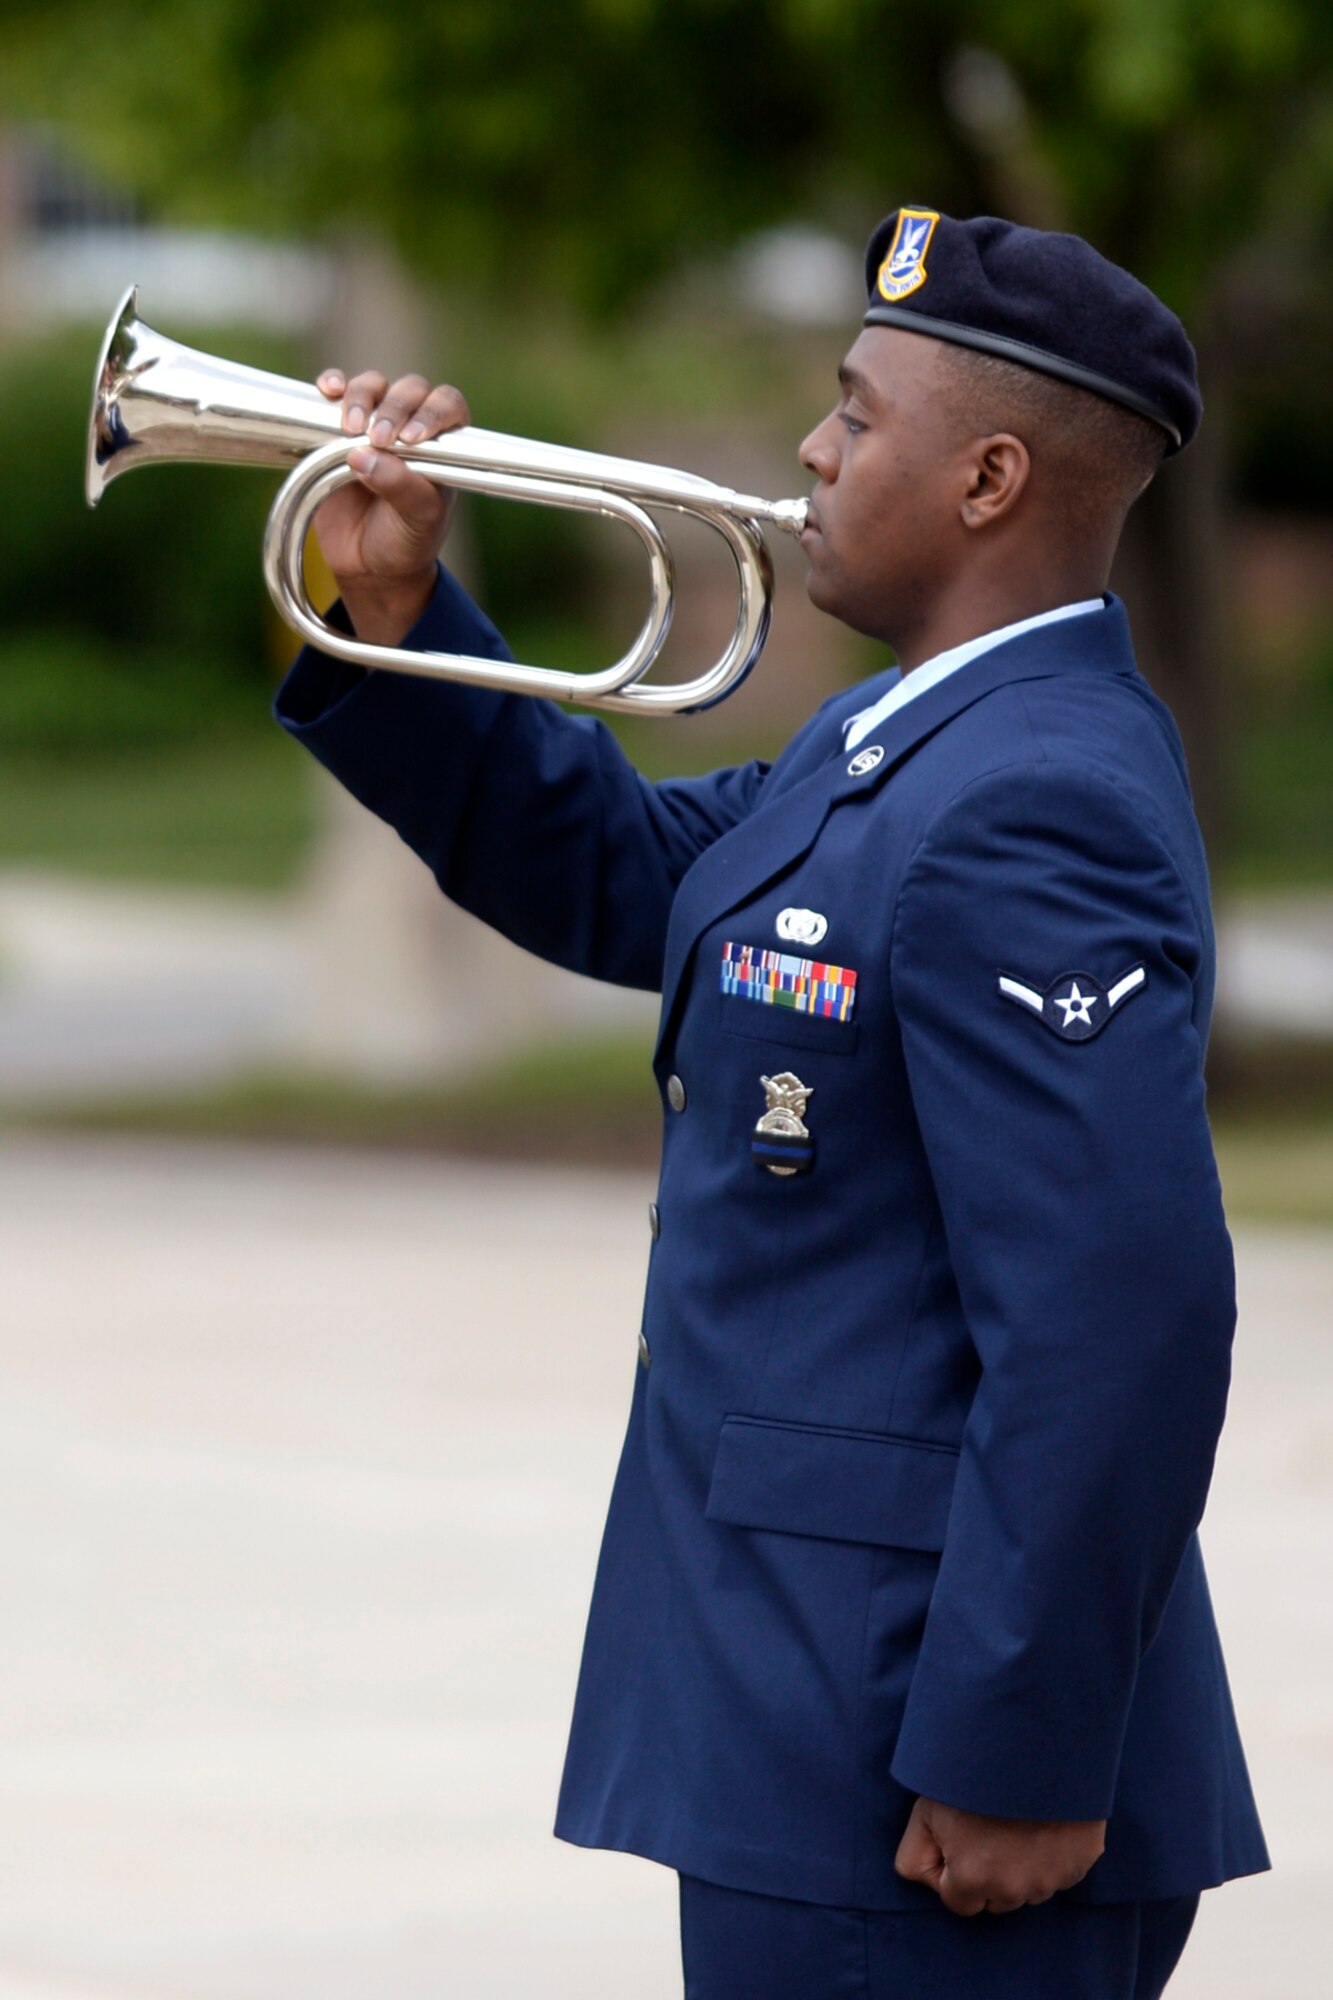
863 208 1201 453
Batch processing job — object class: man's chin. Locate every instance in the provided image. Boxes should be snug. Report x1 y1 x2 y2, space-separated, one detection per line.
804 571 890 644
803 565 842 618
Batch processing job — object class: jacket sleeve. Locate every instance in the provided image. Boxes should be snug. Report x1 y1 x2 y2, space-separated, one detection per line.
886 760 1235 1822
273 566 769 992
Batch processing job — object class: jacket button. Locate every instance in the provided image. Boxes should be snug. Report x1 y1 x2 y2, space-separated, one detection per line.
666 1074 687 1112
648 1202 660 1239
638 1332 651 1369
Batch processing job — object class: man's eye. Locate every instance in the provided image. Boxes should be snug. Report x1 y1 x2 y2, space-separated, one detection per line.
839 412 866 435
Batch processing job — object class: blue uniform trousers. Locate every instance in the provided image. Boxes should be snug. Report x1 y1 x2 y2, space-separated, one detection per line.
679 1875 1199 2000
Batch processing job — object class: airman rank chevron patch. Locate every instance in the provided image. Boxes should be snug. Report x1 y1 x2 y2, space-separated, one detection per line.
721 943 858 1021
997 963 1147 1041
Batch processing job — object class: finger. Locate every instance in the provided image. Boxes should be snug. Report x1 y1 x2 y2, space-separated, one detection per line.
894 1803 944 1885
346 447 447 526
936 1870 986 1918
893 1835 940 1884
399 383 471 444
983 1894 1027 1915
340 370 390 436
367 373 432 448
317 368 347 401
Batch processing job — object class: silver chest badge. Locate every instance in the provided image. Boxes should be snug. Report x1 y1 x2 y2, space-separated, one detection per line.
753 1072 815 1177
776 906 828 947
847 743 884 777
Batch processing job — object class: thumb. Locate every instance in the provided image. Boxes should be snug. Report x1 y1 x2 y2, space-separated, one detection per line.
895 1798 945 1887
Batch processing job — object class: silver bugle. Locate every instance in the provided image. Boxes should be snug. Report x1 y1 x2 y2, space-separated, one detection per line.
87 287 809 714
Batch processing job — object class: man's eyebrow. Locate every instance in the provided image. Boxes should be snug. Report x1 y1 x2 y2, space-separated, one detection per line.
837 364 881 405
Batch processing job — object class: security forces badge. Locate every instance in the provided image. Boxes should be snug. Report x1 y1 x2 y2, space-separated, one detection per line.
875 208 940 303
753 1073 815 1176
998 964 1147 1042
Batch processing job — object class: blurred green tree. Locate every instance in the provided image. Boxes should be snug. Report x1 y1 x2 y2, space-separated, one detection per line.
3 0 1331 836
4 0 1329 313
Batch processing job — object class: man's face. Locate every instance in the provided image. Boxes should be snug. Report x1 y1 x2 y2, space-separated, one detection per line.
797 328 965 647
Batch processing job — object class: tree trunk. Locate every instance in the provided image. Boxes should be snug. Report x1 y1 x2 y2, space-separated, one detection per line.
1110 392 1233 869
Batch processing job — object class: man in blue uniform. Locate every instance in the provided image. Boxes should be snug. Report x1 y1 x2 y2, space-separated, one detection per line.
275 210 1268 1997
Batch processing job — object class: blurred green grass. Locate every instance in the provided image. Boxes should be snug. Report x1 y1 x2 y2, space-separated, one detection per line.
0 736 312 890
1214 1122 1333 1228
7 1035 1331 1225
5 1037 662 1168
0 609 786 888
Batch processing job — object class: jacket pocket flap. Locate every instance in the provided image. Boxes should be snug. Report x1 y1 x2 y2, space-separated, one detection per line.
719 994 859 1055
705 1415 958 1552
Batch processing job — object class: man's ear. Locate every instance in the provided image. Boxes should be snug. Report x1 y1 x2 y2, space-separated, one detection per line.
960 434 1030 529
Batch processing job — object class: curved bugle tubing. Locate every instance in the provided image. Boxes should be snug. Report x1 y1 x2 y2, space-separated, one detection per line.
87 286 808 715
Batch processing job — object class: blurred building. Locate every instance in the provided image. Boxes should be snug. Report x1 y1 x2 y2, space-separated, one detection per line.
0 124 334 337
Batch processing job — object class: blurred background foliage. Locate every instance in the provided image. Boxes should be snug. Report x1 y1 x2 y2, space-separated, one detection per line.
3 0 1331 311
0 330 309 882
0 0 1329 857
0 0 1329 1162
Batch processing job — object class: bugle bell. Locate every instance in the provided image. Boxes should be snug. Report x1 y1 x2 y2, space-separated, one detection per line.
87 287 808 714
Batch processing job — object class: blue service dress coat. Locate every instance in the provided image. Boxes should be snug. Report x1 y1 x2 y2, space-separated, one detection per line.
276 572 1269 1911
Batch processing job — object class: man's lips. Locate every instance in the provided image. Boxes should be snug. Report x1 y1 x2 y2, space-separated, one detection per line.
800 501 823 541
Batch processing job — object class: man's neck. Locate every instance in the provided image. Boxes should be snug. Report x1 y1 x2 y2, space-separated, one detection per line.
890 578 1109 675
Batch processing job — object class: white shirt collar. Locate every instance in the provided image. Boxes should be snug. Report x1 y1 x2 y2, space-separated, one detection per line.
843 598 1105 751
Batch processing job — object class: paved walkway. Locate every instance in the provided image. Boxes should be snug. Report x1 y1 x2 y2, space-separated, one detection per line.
0 1138 1326 1998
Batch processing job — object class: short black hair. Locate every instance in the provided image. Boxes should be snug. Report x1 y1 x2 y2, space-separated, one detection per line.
938 344 1168 540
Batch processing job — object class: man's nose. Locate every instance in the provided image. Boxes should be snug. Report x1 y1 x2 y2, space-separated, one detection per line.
799 417 838 482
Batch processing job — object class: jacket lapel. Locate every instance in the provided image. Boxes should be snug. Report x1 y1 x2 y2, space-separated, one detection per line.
654 598 1136 1062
